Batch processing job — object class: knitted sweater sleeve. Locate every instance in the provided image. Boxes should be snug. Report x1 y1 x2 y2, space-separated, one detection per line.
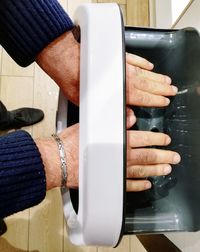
0 130 46 218
0 0 74 67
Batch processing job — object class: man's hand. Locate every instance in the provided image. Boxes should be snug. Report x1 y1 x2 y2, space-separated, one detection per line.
126 53 178 107
36 31 177 107
126 110 180 192
36 122 180 192
126 129 180 192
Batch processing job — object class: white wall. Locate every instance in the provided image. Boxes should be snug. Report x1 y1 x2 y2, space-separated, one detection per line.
172 0 200 30
171 0 190 24
152 0 191 28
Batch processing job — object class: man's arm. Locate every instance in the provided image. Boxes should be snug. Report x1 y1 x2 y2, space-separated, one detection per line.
0 0 74 66
0 130 46 218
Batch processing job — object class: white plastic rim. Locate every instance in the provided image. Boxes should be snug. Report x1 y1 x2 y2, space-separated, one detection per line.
62 3 125 247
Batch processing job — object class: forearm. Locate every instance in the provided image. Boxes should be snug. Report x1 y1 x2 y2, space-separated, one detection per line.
0 125 78 218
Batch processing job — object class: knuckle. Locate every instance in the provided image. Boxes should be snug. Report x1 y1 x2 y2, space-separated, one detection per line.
138 166 145 177
143 133 150 146
135 66 142 75
158 73 166 83
137 150 146 163
140 151 149 163
136 93 144 105
143 93 151 105
127 166 134 178
145 149 157 163
131 181 140 191
127 180 147 192
136 92 150 105
135 183 140 191
135 150 146 163
139 78 148 89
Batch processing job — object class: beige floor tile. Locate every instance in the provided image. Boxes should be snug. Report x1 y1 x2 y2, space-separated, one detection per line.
32 64 59 138
1 50 34 77
97 236 130 252
130 236 147 252
0 210 29 252
29 189 64 252
0 76 33 108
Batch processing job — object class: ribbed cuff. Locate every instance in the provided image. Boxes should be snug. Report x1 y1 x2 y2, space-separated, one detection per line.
0 0 74 67
0 130 46 218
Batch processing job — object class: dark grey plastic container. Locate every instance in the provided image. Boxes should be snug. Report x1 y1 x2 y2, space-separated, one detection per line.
63 27 200 235
125 27 200 234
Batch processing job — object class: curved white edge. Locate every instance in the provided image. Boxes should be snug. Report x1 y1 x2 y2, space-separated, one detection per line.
56 90 68 134
62 3 125 247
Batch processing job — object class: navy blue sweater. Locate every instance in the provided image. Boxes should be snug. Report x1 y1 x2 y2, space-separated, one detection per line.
0 0 74 218
0 0 74 67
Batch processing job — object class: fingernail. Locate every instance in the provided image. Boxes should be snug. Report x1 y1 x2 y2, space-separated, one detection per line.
164 165 172 175
173 154 181 164
127 110 136 123
165 98 170 105
128 114 136 125
172 85 178 94
145 181 152 189
165 136 171 145
149 62 154 68
127 109 133 116
166 76 172 84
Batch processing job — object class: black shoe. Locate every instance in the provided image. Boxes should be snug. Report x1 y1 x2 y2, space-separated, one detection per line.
0 101 44 130
0 219 7 236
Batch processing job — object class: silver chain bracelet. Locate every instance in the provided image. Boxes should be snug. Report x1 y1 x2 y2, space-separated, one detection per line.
51 134 67 189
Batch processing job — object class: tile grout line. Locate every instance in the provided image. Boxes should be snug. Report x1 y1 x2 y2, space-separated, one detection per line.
0 74 34 78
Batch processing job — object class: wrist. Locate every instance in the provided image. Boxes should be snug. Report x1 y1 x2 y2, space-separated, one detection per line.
36 31 80 105
35 138 61 190
35 125 79 190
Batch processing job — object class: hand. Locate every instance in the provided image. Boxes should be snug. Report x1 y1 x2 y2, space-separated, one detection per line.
126 53 178 107
126 54 180 191
36 31 177 108
126 129 181 192
35 124 79 190
36 117 181 192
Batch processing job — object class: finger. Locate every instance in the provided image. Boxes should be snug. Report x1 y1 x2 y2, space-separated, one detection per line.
127 164 172 178
126 87 170 107
143 69 172 84
134 66 172 84
126 179 152 192
127 148 181 165
126 108 136 129
126 53 154 70
128 74 177 96
127 131 171 148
